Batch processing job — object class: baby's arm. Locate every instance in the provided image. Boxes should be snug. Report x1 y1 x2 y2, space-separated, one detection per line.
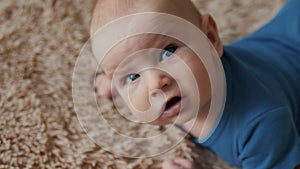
93 73 113 99
238 107 300 169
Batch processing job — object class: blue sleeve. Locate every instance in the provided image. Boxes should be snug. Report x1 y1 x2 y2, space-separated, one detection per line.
230 0 300 56
238 107 300 169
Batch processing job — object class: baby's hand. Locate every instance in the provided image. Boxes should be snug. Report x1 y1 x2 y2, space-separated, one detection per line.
162 158 195 169
93 73 113 99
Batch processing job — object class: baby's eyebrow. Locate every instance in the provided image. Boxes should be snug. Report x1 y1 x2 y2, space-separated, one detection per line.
143 34 171 48
104 62 129 79
102 35 176 77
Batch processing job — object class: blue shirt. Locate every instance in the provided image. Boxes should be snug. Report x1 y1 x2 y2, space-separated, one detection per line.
192 0 300 168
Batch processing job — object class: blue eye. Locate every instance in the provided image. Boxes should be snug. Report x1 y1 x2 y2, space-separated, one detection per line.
125 73 140 84
161 45 178 60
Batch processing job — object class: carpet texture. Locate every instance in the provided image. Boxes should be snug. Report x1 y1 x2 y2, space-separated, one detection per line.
0 0 283 168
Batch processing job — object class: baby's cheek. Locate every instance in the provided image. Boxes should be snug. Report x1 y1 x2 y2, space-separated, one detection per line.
128 92 151 113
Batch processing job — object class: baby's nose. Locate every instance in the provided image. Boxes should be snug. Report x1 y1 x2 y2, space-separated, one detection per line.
145 70 172 97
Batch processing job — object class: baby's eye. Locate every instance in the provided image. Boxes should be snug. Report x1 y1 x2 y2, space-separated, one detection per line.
161 45 178 60
125 73 140 84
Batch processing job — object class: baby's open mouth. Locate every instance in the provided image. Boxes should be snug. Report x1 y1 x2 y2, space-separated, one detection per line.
162 96 182 118
165 96 181 110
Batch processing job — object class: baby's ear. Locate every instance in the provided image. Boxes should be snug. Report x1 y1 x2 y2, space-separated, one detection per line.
200 14 223 57
93 73 113 99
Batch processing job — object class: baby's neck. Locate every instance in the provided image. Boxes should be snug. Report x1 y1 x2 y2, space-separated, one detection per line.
181 102 214 139
182 113 207 138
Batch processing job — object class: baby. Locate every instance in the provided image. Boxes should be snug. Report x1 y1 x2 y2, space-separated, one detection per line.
91 0 300 168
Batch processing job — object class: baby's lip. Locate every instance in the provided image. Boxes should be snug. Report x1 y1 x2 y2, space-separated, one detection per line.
164 96 181 111
161 96 182 118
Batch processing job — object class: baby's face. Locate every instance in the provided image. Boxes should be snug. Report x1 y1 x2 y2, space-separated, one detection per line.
91 0 223 126
100 34 211 125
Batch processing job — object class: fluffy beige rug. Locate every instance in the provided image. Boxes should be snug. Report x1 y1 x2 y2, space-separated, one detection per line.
0 0 283 168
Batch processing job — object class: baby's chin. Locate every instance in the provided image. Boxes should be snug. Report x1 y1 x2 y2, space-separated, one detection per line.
147 120 172 126
147 119 192 129
145 116 180 126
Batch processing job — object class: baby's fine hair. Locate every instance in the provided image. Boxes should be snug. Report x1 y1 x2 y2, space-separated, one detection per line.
90 0 202 36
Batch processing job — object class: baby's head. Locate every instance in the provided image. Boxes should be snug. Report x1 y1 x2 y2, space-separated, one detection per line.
90 0 223 126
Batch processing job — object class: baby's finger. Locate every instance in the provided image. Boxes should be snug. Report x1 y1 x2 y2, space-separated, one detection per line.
93 73 113 99
162 159 191 169
161 160 180 169
172 158 194 169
